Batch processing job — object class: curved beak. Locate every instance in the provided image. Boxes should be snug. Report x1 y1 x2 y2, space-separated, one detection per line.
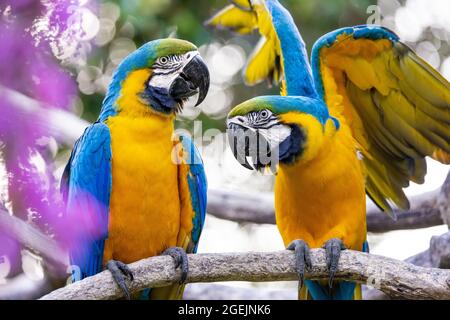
227 119 275 172
169 54 210 107
227 121 255 171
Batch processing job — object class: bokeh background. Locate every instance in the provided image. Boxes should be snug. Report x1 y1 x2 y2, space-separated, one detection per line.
0 0 449 298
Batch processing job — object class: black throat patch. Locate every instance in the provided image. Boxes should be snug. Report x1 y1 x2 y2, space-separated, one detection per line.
278 124 305 165
139 78 176 114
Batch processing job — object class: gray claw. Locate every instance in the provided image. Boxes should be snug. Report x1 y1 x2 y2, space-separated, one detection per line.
163 246 189 284
323 238 346 288
106 260 134 300
287 239 312 289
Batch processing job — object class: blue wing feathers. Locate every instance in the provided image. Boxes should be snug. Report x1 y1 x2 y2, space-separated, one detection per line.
62 122 112 280
266 0 317 97
180 135 207 253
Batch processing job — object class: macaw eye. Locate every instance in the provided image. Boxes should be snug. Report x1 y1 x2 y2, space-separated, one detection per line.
260 110 270 119
158 56 169 64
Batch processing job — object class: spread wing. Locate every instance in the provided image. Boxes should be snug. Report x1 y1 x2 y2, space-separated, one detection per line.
205 1 256 35
206 0 316 97
205 0 284 88
61 122 112 280
311 25 450 213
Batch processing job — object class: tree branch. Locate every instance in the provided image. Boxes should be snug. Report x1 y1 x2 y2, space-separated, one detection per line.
366 191 444 232
437 171 450 227
207 183 448 232
406 231 450 269
183 231 450 301
40 249 450 300
184 232 450 301
3 204 449 300
1 86 89 146
0 206 68 269
3 206 448 300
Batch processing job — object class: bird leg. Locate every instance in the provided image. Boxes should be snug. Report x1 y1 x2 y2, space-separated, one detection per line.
162 246 189 284
106 260 134 300
323 238 346 288
286 239 312 289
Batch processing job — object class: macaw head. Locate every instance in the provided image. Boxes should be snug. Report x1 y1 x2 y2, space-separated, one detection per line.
100 38 210 119
227 95 339 173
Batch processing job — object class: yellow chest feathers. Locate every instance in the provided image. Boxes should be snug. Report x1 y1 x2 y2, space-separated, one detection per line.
103 114 180 262
274 121 367 250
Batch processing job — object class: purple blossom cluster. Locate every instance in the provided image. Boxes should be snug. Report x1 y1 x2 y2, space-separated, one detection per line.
0 1 94 278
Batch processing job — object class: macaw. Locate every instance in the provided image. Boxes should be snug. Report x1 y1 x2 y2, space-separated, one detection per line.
61 38 210 299
209 0 450 299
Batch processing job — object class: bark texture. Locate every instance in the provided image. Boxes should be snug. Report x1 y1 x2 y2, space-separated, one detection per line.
40 250 450 300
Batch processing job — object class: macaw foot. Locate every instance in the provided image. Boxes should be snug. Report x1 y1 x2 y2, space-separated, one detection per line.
162 246 189 284
106 260 134 300
323 238 346 288
287 239 312 289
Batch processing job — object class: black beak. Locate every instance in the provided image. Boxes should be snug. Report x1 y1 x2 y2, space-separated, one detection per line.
227 122 254 170
227 122 273 172
169 55 210 107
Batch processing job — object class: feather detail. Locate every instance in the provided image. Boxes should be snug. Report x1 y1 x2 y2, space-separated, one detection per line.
62 122 112 281
205 4 257 34
312 25 450 212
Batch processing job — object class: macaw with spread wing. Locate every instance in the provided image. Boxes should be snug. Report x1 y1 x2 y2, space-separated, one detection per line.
61 39 209 299
208 0 450 299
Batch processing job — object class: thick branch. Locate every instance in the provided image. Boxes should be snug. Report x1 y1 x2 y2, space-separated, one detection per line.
207 190 275 224
207 186 447 232
0 207 68 268
366 189 446 232
406 231 450 269
438 171 450 227
40 249 450 300
184 231 450 301
1 86 89 145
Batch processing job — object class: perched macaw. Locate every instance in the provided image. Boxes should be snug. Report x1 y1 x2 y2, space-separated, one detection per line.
209 0 450 299
61 39 210 299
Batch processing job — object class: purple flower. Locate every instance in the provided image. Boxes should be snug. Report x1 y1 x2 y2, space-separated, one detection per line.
0 0 97 275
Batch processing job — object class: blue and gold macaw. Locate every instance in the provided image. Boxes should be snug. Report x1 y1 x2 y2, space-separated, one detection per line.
61 39 209 299
209 0 450 299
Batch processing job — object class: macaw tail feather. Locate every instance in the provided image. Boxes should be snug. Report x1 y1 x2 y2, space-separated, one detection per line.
300 280 360 300
299 241 369 300
150 284 186 300
136 284 185 300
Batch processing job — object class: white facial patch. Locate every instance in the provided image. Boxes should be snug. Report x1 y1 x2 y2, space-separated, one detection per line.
148 51 199 90
257 124 292 149
227 114 291 150
227 117 257 132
